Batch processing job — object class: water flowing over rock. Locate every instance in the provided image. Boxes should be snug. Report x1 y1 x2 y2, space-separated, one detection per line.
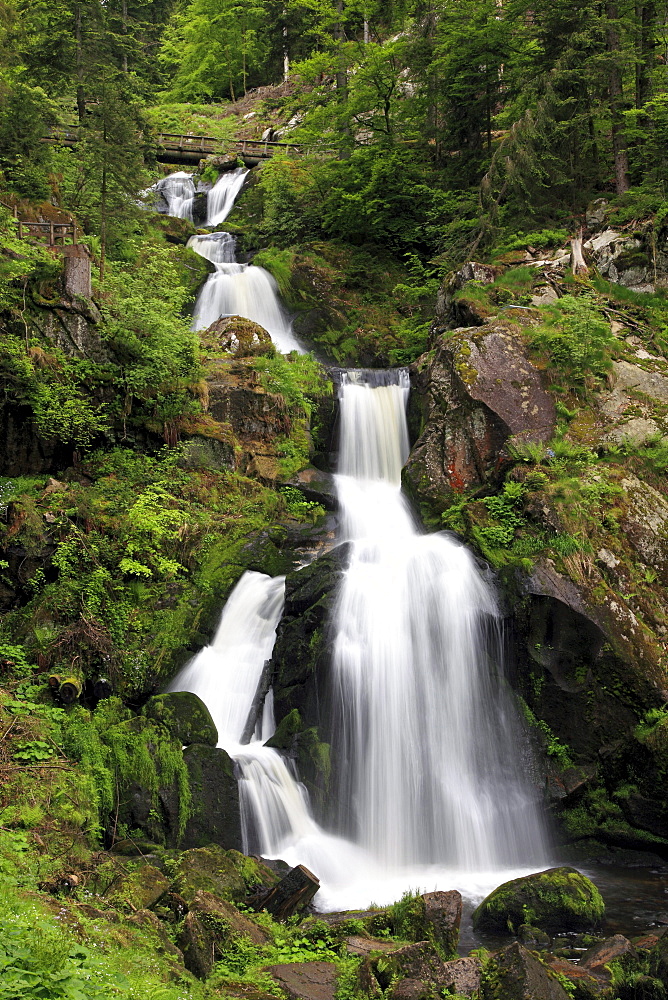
152 172 197 222
207 167 248 226
169 368 550 912
331 370 549 870
189 231 304 354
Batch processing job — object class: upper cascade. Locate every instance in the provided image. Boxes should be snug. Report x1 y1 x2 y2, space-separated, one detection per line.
207 168 248 226
151 171 196 221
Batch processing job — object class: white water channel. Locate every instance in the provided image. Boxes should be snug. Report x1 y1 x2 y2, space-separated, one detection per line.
169 369 551 911
149 168 303 354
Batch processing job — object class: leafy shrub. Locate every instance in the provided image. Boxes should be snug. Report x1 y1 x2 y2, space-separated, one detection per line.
529 295 617 388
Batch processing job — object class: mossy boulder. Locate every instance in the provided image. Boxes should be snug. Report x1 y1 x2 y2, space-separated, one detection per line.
178 889 271 979
390 890 462 959
142 691 218 748
175 844 275 904
481 942 572 1000
472 867 605 934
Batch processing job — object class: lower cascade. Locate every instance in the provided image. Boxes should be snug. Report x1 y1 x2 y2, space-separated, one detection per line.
189 231 303 354
170 369 550 911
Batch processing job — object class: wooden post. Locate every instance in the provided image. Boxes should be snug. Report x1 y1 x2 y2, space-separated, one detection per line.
72 224 77 246
18 220 23 239
49 221 55 246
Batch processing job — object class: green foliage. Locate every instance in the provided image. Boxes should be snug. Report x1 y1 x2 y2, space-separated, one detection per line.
520 701 574 768
528 295 618 389
249 351 331 419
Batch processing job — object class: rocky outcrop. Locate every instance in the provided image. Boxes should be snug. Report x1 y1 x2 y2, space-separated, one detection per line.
405 320 556 509
179 889 271 979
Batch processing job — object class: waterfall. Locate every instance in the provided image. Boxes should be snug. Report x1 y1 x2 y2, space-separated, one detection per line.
189 232 304 354
207 168 249 226
331 370 549 871
168 370 550 912
152 171 196 221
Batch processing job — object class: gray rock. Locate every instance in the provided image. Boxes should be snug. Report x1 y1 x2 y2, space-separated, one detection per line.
267 961 338 1000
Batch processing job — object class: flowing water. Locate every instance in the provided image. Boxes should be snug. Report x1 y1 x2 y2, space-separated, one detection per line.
169 368 551 912
189 231 304 354
152 171 196 221
207 168 249 226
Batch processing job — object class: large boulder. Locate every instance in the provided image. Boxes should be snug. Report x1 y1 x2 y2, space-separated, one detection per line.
405 321 556 510
380 941 451 990
472 867 605 934
178 889 270 979
207 315 275 358
142 691 218 748
482 942 572 1000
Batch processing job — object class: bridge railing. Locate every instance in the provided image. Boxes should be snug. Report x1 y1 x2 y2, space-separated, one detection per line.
1 200 77 247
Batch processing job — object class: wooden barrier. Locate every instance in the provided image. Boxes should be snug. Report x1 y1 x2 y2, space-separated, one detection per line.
1 200 77 247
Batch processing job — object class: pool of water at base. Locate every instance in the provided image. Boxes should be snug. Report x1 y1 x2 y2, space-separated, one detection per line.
461 850 668 955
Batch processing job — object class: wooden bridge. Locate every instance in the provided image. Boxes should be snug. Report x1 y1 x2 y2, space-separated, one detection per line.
46 127 336 166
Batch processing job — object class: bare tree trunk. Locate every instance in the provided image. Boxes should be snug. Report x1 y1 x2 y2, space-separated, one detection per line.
364 18 369 43
571 231 589 276
283 9 289 82
607 2 630 194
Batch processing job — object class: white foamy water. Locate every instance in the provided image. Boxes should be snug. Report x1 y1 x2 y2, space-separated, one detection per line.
152 171 196 221
207 168 249 226
189 232 303 354
168 369 551 911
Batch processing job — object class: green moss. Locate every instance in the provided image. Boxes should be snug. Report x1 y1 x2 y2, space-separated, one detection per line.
472 867 605 934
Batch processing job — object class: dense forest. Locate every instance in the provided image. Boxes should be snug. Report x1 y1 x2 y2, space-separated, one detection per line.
2 0 668 997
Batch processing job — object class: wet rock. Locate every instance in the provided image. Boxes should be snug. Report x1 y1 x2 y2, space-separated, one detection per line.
176 433 236 472
346 936 398 956
386 980 431 1000
482 942 572 1000
142 691 218 748
581 934 636 980
179 745 242 850
442 956 482 997
437 262 503 326
284 466 338 510
149 213 197 244
127 908 183 961
405 324 556 508
266 961 338 1000
518 923 551 947
545 957 603 998
192 190 208 225
586 199 609 229
472 867 605 934
179 889 270 979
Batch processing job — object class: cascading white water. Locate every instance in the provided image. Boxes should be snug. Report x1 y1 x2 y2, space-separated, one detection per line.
207 168 249 226
189 232 304 354
152 171 196 221
331 370 549 871
168 370 550 912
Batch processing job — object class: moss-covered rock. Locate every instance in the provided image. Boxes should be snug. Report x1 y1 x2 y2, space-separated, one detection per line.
481 942 572 1000
175 844 274 904
472 867 605 934
178 889 270 979
207 315 275 358
143 691 218 748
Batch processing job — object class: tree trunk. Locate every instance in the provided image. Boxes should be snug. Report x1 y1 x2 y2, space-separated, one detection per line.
364 18 369 44
283 9 289 82
607 2 630 194
75 5 86 124
635 1 656 108
334 0 350 158
571 232 589 276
